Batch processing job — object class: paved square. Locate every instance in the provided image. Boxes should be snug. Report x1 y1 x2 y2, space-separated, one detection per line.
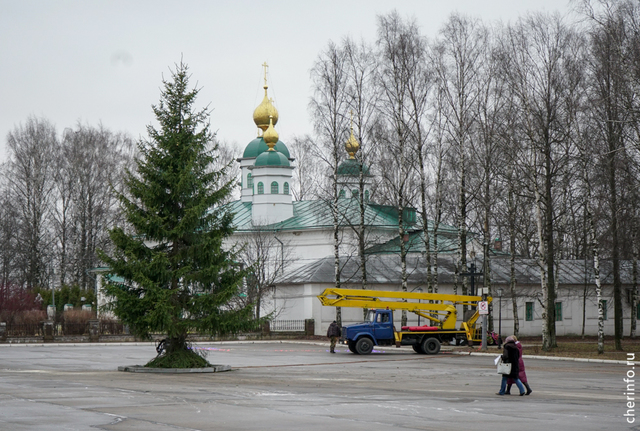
0 342 630 430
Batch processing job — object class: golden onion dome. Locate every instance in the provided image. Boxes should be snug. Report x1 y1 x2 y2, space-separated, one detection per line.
253 86 279 131
263 116 279 150
345 129 360 159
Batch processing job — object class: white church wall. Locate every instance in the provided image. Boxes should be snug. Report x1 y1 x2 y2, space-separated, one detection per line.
276 281 636 338
489 284 632 337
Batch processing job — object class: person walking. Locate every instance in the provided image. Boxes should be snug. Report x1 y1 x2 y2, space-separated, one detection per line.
505 336 533 395
496 335 526 396
327 320 341 353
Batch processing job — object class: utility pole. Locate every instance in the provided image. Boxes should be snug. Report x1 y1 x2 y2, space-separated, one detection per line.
461 256 484 348
481 242 489 351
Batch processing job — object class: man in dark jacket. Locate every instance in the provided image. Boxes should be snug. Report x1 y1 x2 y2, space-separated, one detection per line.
327 321 341 353
496 335 526 396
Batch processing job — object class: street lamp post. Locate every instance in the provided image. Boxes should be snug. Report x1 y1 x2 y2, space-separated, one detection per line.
496 287 503 348
461 251 483 348
417 288 422 326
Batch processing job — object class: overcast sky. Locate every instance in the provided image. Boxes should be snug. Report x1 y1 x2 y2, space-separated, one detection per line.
0 0 574 160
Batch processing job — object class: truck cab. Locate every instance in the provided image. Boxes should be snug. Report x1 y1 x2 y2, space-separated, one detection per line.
340 309 396 354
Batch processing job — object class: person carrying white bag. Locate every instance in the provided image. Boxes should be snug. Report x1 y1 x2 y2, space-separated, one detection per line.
496 335 526 396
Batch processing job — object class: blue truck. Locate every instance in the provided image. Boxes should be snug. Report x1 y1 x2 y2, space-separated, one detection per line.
318 288 487 355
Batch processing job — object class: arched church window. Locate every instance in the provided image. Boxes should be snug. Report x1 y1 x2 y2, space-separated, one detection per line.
257 182 264 194
352 189 359 199
271 181 279 194
247 173 253 188
339 190 346 199
284 182 290 195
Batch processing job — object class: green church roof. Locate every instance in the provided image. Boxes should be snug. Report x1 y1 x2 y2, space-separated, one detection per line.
254 150 290 167
224 199 415 231
337 158 370 176
242 137 291 159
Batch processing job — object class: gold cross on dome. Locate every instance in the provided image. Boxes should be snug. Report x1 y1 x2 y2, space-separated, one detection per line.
262 61 269 87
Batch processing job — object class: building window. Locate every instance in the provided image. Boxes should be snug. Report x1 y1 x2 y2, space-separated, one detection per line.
284 182 289 195
339 190 346 199
365 190 370 202
525 302 534 321
601 300 607 320
271 181 279 194
257 182 264 194
247 173 253 188
555 302 563 321
352 189 359 199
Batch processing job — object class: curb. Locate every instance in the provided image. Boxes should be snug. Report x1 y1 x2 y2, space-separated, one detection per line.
118 364 231 373
0 340 328 348
450 350 631 365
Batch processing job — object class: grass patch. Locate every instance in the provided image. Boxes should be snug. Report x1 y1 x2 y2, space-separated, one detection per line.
145 346 211 369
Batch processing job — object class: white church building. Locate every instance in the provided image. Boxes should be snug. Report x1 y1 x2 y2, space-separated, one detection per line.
226 72 637 338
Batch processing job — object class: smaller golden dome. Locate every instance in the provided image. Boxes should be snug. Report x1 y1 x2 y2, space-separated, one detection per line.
263 116 279 150
345 129 360 159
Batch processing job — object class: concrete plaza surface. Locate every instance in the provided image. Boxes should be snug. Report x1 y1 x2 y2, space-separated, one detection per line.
0 341 633 431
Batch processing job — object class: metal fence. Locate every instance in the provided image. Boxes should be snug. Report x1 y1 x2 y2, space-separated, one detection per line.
5 320 126 337
270 320 306 332
6 322 44 337
4 319 307 337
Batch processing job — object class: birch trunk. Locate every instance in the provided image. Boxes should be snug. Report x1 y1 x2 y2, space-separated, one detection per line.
631 223 638 338
587 198 605 354
508 181 519 337
533 173 550 350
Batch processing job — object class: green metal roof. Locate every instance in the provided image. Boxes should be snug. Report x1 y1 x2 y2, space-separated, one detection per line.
224 199 417 231
242 137 291 159
254 150 290 167
365 230 464 255
337 158 370 176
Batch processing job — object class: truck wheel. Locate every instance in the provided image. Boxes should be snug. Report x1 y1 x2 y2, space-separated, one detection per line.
412 344 425 354
348 341 358 354
355 337 374 355
422 337 441 355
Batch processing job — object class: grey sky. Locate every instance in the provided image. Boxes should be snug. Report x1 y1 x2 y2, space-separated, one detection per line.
0 0 572 159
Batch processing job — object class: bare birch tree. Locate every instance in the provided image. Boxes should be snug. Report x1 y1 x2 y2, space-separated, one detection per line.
5 117 58 289
502 13 585 350
309 41 349 325
433 13 485 301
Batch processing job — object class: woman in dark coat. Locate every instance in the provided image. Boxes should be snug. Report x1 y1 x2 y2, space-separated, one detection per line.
506 336 532 395
497 335 525 396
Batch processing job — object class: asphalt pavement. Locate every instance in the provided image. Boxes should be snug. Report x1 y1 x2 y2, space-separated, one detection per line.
0 341 633 430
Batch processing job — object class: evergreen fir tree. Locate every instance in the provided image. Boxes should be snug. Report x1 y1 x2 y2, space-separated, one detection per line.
99 62 254 367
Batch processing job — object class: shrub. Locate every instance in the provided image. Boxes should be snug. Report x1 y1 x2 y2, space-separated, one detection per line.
0 284 42 324
63 309 93 335
5 310 46 336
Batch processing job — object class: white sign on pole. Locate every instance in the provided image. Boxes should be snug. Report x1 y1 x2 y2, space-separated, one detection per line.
478 301 489 315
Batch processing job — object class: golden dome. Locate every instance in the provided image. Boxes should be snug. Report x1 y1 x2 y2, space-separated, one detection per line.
253 62 279 131
345 129 360 159
263 116 279 150
253 87 279 131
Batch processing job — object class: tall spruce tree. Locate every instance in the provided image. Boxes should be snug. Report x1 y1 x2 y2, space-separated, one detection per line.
99 62 254 367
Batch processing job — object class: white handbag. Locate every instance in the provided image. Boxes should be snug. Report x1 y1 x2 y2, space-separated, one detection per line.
496 357 512 375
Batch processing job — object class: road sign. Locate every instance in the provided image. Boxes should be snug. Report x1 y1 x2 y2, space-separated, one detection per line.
478 301 489 315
